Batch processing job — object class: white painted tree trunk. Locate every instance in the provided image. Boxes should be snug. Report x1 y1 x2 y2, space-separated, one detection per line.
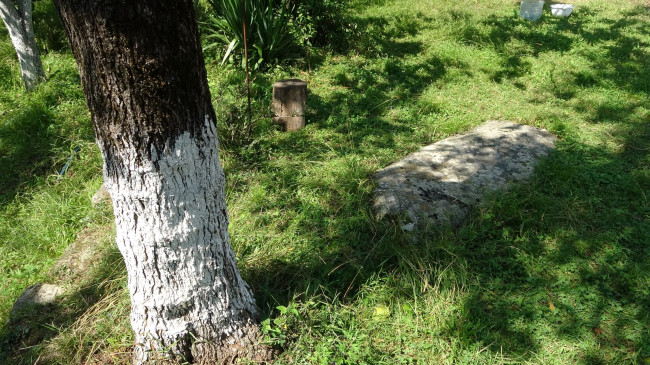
103 116 261 364
0 0 44 90
53 1 274 361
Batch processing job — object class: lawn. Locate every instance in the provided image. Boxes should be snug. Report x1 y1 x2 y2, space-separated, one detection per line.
1 0 648 364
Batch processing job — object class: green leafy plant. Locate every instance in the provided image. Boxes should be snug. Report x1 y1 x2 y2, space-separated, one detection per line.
261 304 300 346
211 73 272 149
203 0 293 68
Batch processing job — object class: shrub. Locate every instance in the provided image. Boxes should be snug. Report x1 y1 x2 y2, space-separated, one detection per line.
203 0 293 68
286 0 353 52
211 72 272 149
201 0 354 68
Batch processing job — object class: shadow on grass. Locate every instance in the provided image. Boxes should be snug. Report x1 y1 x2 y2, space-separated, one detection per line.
0 225 126 365
230 4 650 363
456 120 649 362
238 114 648 363
222 13 458 170
453 5 649 96
0 62 15 90
0 66 91 208
2 3 648 364
0 103 58 206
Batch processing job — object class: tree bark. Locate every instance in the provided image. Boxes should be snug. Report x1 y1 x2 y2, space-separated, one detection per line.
0 0 45 90
53 1 271 363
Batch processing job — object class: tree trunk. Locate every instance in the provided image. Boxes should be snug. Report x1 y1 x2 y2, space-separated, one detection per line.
272 79 307 132
53 1 271 363
0 0 45 90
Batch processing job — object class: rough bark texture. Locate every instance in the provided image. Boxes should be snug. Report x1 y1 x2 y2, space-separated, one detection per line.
0 0 45 90
53 1 270 363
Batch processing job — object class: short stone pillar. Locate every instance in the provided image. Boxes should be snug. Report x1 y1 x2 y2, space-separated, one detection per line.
272 79 307 131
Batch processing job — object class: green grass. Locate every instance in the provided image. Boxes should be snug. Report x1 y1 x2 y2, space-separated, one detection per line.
1 0 649 363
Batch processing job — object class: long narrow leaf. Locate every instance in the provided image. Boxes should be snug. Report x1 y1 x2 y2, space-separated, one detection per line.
221 39 239 66
205 0 292 67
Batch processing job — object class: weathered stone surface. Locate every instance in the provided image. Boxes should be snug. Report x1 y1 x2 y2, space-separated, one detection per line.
10 283 63 314
91 183 111 206
374 120 556 229
50 224 114 282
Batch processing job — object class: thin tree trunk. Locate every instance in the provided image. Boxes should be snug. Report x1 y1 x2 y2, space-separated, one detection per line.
0 0 45 90
53 1 272 363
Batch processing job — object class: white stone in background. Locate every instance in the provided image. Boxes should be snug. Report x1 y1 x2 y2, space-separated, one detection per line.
91 183 111 206
374 120 557 229
11 283 63 315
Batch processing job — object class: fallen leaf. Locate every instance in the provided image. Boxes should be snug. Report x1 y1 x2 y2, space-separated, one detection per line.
373 304 391 320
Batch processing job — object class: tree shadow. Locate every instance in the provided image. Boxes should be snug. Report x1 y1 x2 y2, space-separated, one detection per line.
2 2 648 363
453 4 649 96
301 10 435 70
0 225 126 364
459 118 649 361
236 111 648 362
222 11 463 174
0 102 58 206
230 5 649 361
450 7 582 83
0 70 91 208
0 55 16 89
348 14 429 58
580 7 650 95
0 25 19 89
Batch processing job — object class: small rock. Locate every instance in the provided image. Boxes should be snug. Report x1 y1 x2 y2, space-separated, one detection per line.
401 223 415 231
11 283 63 315
91 184 111 206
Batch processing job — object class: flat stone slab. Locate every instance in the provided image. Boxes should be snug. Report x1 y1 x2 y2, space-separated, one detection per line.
373 120 556 229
